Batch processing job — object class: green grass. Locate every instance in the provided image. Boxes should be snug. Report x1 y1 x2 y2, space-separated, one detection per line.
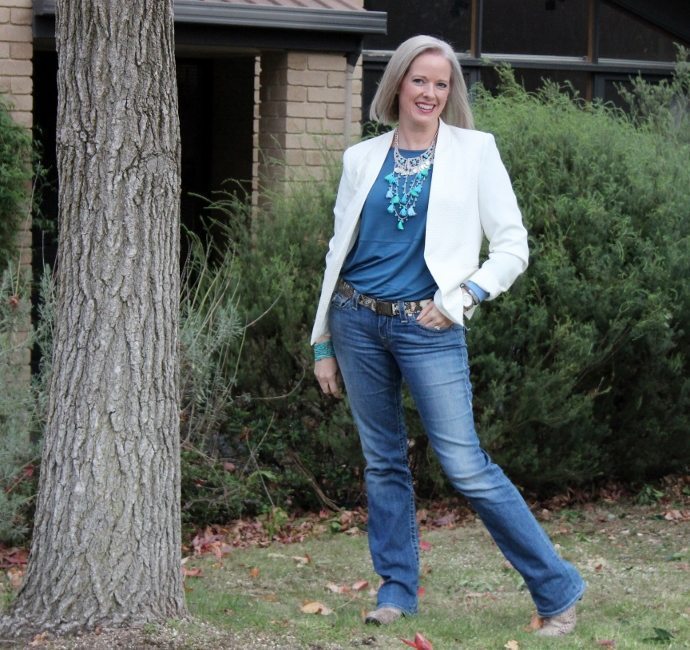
1 497 687 648
181 500 690 649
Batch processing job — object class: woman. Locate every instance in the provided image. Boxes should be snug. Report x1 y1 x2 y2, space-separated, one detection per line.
311 35 585 636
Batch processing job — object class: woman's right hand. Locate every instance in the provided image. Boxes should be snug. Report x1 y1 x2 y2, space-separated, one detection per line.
315 357 342 398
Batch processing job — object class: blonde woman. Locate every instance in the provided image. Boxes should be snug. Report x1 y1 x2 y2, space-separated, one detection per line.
312 35 584 636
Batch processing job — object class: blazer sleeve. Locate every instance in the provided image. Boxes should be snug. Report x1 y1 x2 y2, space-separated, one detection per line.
469 134 529 299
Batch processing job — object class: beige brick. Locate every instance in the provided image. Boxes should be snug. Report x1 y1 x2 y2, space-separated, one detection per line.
0 8 10 22
10 75 30 94
0 57 30 75
17 228 31 246
352 79 362 94
287 52 308 70
285 117 306 133
307 53 346 72
284 149 305 166
0 78 10 93
0 0 32 8
9 40 31 59
8 92 30 110
306 117 324 132
10 7 32 24
307 86 345 103
327 71 345 88
287 84 308 102
0 23 30 42
11 110 31 127
305 149 328 166
327 103 346 119
286 102 325 118
0 42 10 58
286 69 327 87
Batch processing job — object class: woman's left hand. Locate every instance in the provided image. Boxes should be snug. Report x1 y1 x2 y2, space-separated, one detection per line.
417 302 454 330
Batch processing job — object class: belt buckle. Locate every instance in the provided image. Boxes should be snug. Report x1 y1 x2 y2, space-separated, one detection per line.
376 301 396 317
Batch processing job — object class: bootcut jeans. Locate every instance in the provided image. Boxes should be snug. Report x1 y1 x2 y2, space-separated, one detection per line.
328 289 585 617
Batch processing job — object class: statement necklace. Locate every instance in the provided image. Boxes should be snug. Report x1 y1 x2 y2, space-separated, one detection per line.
384 128 438 230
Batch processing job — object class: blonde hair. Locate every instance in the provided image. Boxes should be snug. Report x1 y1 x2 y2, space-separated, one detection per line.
369 35 474 129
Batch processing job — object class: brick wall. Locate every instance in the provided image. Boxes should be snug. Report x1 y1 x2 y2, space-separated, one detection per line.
257 49 363 189
0 0 32 380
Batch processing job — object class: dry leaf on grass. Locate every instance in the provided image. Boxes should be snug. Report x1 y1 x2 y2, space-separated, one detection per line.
401 632 433 649
596 640 616 648
181 566 203 578
249 566 260 578
7 566 24 590
504 641 520 650
300 600 334 615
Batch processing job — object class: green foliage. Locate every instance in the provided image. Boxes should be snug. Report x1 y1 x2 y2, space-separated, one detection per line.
0 96 33 272
194 167 365 516
617 45 690 144
470 65 690 488
0 266 40 543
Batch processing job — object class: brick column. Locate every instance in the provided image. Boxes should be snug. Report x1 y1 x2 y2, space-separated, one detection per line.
256 49 362 192
0 0 33 381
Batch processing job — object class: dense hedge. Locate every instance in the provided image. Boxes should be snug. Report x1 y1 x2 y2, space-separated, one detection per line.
469 70 690 488
205 64 690 516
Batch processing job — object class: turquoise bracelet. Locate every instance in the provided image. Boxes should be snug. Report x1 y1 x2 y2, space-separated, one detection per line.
313 340 335 361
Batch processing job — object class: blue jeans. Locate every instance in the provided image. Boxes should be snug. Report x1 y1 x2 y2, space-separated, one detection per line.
329 290 585 617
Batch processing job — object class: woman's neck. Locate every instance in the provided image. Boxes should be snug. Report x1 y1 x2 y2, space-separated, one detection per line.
396 122 439 150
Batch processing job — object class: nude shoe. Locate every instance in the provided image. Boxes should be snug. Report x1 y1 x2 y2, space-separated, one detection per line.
364 606 404 625
535 604 577 636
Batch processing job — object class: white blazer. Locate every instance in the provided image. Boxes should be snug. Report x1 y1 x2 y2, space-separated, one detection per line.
310 120 529 344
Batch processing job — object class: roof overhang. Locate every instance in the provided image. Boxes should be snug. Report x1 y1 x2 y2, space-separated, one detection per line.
33 0 387 55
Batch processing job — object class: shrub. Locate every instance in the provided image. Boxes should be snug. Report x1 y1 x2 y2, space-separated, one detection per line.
0 266 41 543
207 66 690 502
0 96 33 273
469 67 690 488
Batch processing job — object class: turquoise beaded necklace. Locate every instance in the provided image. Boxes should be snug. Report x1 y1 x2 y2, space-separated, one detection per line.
384 128 438 230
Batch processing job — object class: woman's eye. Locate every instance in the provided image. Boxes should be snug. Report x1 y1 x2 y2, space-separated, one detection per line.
437 82 448 89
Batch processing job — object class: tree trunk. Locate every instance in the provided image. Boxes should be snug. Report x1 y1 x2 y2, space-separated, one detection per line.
0 0 186 636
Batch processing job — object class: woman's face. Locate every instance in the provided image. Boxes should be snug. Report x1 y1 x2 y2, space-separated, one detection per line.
397 51 451 131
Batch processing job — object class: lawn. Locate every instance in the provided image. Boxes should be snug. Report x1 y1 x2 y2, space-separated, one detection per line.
178 498 689 649
1 488 688 649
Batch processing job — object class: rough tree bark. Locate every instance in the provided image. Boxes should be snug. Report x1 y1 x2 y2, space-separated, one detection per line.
0 0 187 636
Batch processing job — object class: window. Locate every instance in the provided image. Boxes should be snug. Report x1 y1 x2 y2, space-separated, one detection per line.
364 0 472 52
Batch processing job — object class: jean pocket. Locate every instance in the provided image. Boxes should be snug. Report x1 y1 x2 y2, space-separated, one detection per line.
410 313 455 334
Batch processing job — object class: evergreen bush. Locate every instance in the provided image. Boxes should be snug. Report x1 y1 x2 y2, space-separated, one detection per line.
0 96 33 272
469 66 690 488
208 62 690 504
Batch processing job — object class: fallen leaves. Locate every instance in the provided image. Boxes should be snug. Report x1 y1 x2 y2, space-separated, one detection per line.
663 509 690 522
300 600 334 615
504 641 520 650
0 546 28 569
191 527 233 559
401 632 433 649
7 565 24 590
325 579 369 594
